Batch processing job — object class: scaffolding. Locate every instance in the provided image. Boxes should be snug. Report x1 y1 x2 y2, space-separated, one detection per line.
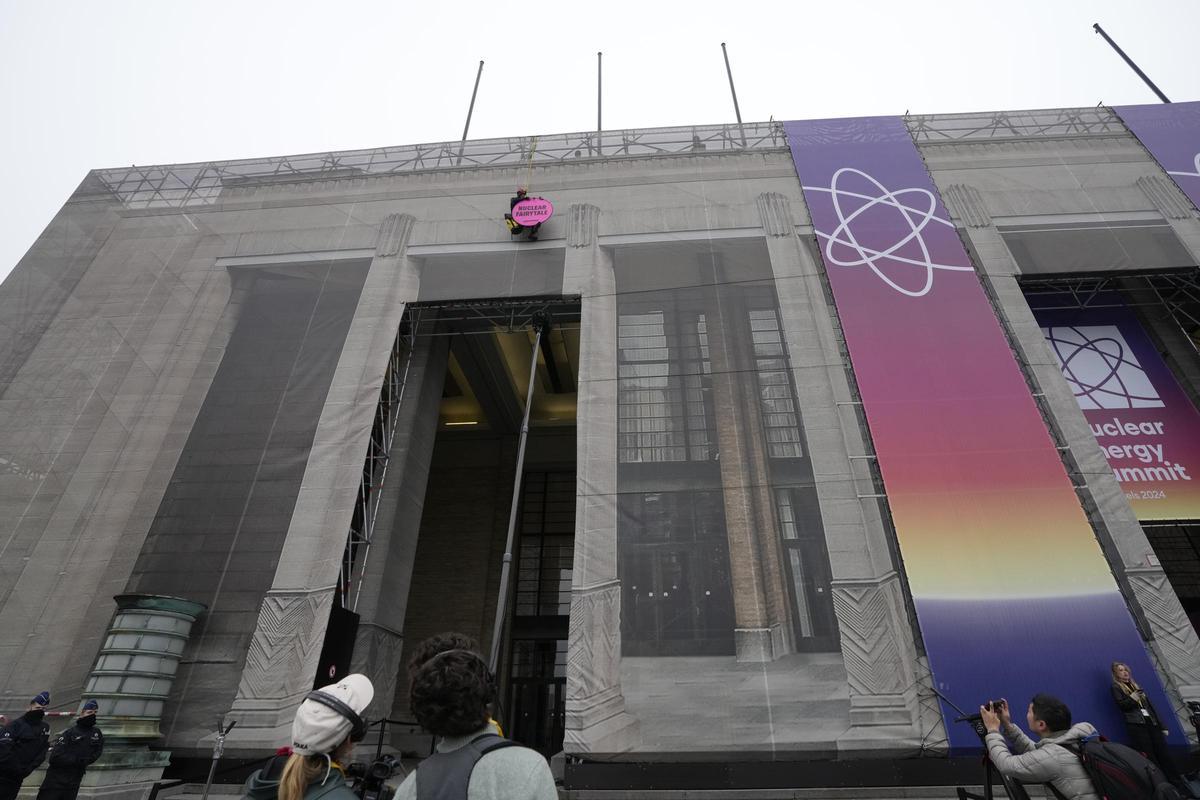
1020 269 1200 337
338 312 417 612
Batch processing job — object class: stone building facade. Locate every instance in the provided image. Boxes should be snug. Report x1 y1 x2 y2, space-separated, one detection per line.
0 105 1198 792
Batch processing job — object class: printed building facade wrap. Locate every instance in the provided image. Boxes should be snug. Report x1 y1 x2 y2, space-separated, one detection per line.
0 104 1198 779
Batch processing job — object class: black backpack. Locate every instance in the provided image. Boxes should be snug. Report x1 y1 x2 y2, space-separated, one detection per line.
1059 735 1183 800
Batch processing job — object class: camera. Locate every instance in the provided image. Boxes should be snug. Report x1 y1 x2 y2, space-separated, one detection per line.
986 699 1006 714
346 755 402 800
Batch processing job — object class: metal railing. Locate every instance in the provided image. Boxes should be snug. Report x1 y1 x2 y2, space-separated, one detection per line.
82 121 786 210
906 105 1126 143
77 107 1138 210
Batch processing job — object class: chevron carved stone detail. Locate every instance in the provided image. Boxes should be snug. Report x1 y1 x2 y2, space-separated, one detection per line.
832 583 906 697
567 581 621 702
1128 570 1200 689
238 590 334 701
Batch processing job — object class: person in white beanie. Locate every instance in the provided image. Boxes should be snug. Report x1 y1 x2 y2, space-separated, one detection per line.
244 675 374 800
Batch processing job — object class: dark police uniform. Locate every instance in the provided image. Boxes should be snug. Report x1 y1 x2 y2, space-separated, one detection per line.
35 720 103 800
0 712 51 800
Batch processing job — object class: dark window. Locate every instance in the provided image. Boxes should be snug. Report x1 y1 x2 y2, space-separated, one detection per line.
515 472 574 617
618 490 736 656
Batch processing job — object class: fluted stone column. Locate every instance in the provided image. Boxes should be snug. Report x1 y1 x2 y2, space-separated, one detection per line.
757 192 945 748
561 203 640 754
225 214 421 749
942 182 1200 742
73 594 207 800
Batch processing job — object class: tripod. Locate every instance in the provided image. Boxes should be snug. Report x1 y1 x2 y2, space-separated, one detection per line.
953 712 1032 800
928 689 1032 800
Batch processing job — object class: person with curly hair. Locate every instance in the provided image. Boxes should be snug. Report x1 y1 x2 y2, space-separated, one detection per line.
394 632 555 800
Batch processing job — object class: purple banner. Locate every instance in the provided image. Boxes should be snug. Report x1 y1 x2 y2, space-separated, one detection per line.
784 115 1180 752
1115 101 1200 212
1032 294 1200 520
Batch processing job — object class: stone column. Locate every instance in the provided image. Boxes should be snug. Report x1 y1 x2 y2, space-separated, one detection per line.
561 204 640 754
74 594 207 800
756 192 945 748
704 281 794 662
942 183 1200 741
225 214 421 749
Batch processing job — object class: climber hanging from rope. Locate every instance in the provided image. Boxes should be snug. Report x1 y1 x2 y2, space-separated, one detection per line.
506 187 554 242
502 139 554 242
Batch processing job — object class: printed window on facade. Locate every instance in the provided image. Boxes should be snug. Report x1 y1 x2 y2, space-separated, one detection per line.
750 308 804 459
617 305 716 464
615 277 837 655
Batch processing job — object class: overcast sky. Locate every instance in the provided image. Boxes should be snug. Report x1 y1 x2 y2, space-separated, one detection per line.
2 0 1198 282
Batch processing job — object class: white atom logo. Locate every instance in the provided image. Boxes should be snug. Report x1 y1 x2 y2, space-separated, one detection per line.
1168 152 1200 182
804 167 974 298
1042 325 1163 410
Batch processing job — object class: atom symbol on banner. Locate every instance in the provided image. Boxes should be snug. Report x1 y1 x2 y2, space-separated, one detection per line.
1043 325 1163 410
1168 152 1200 182
803 167 973 298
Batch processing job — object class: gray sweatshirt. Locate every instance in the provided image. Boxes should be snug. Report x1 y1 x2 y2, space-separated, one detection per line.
393 727 556 800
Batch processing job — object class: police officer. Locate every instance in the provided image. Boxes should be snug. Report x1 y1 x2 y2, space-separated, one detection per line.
0 691 51 800
36 700 103 800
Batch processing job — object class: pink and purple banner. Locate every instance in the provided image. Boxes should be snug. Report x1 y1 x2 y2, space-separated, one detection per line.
1115 101 1200 212
784 116 1179 750
1033 296 1200 520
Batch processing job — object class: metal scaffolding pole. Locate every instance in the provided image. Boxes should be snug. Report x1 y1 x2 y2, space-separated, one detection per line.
721 42 747 146
457 60 485 164
597 51 603 131
487 314 549 674
1093 23 1171 103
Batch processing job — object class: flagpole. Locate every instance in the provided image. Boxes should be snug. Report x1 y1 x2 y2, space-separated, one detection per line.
457 60 485 164
1093 24 1170 104
720 43 747 145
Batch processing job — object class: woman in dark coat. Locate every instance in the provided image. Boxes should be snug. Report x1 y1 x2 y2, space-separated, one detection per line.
1110 661 1180 784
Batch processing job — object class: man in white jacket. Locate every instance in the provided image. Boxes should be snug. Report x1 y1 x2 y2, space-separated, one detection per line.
980 694 1100 800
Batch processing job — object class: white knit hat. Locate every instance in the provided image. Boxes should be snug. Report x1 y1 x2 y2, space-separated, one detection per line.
291 674 374 756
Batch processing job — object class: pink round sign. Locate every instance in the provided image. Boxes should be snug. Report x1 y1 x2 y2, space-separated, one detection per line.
511 197 554 226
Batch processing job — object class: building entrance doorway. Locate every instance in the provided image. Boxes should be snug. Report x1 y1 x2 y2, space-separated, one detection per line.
397 299 580 757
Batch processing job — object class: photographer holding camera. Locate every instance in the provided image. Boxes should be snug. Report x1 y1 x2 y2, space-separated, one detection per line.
979 696 1099 800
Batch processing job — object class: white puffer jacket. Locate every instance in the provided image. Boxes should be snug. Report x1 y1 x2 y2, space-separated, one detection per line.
985 722 1100 800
